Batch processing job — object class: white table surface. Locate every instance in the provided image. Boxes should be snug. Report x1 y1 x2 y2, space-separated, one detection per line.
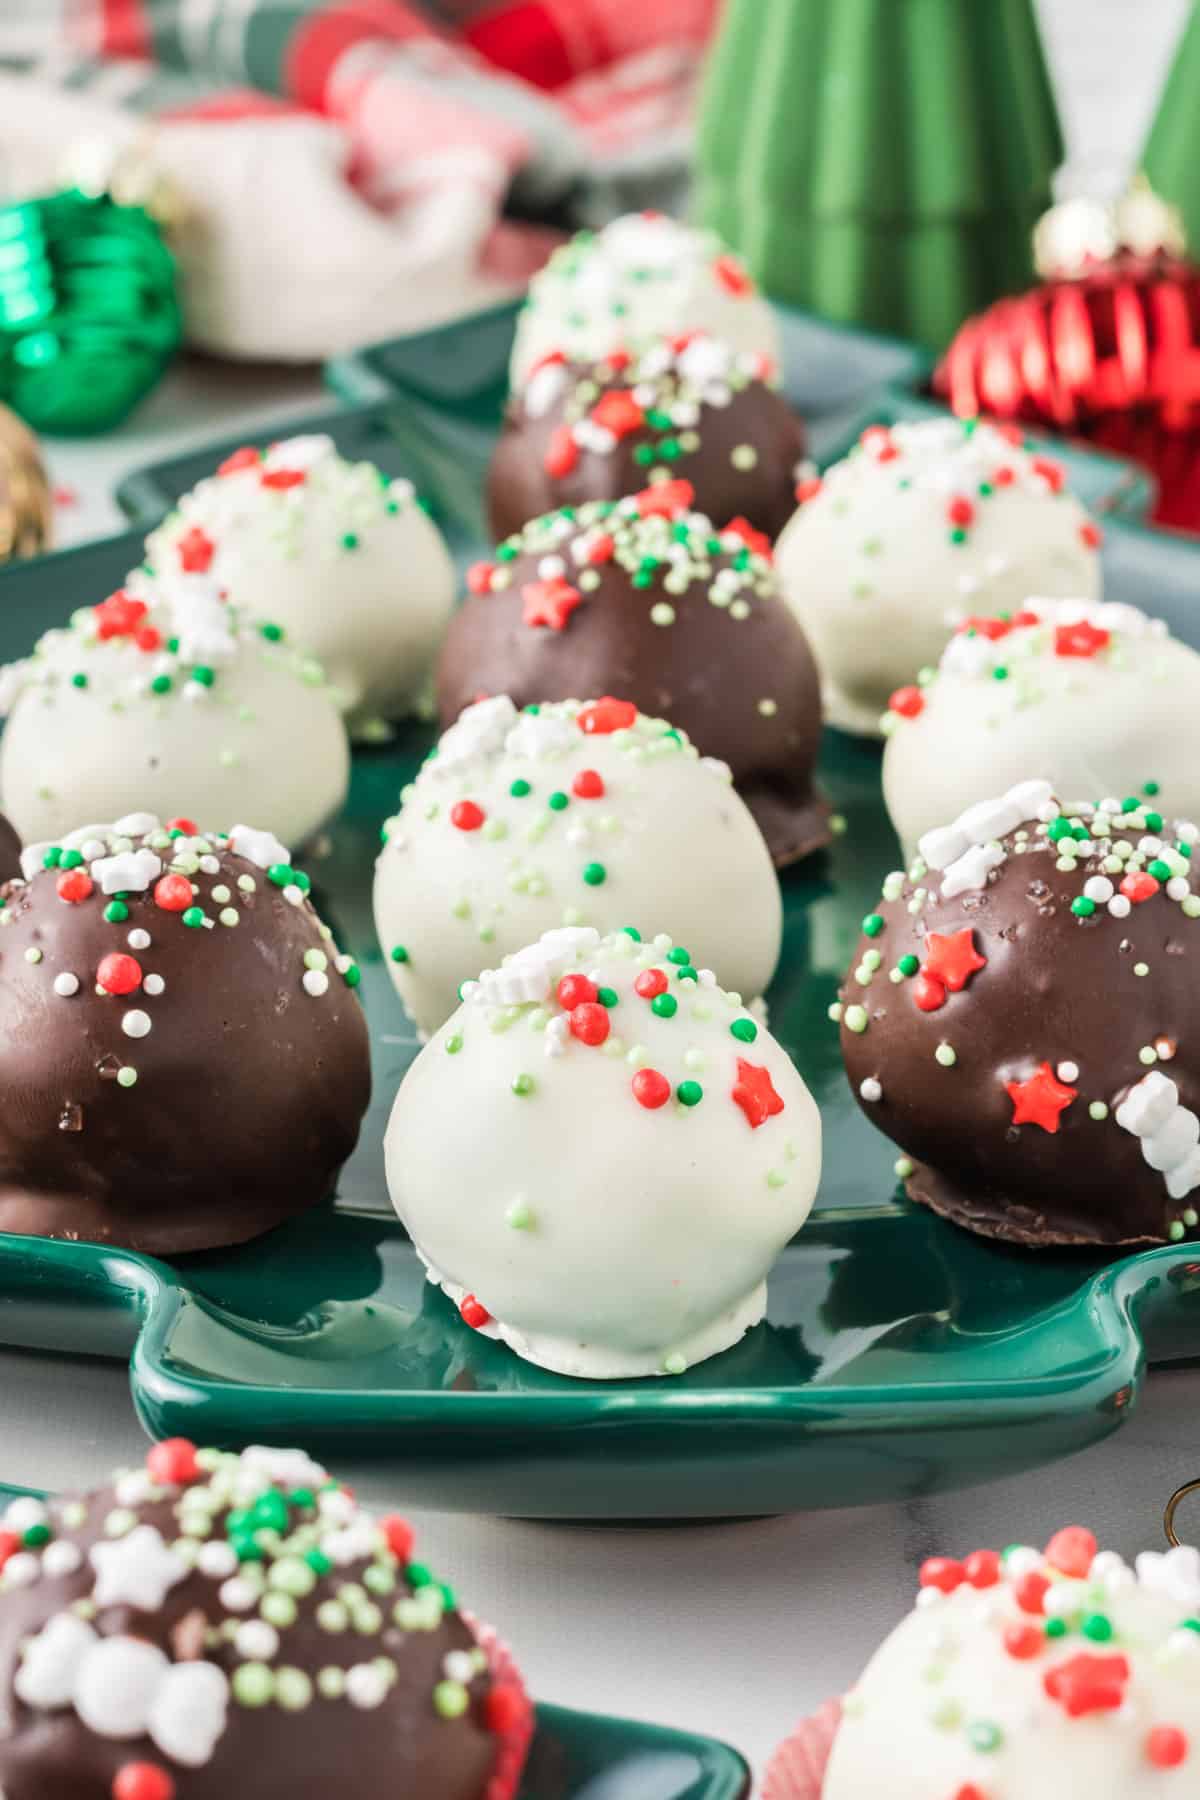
6 1 1200 1787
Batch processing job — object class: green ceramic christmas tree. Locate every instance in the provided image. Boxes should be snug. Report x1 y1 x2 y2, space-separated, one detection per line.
694 0 1063 351
1143 3 1200 254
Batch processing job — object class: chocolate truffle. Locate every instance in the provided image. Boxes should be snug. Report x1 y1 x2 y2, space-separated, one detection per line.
0 815 370 1253
510 212 780 386
436 482 829 866
774 419 1102 737
882 598 1200 859
145 435 455 738
837 778 1200 1247
385 924 820 1379
0 1439 531 1800
0 571 349 852
374 695 782 1036
823 1526 1200 1800
488 333 804 544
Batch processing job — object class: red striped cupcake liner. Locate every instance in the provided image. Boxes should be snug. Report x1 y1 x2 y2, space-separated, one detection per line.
468 1613 536 1800
762 1698 842 1800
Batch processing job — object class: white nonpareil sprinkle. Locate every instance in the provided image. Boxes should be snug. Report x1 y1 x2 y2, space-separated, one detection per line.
5 1497 48 1531
1057 1061 1080 1083
127 929 151 951
121 1010 152 1040
53 973 79 997
859 1077 883 1102
197 1541 239 1579
302 969 329 997
235 1620 279 1661
143 974 165 997
345 1663 389 1709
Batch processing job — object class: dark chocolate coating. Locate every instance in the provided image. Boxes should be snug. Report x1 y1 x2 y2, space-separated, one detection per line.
0 1473 498 1799
487 355 804 544
436 501 829 867
0 815 20 885
0 840 370 1254
839 808 1200 1246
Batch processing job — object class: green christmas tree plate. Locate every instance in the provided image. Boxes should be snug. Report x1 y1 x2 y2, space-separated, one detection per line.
0 1483 748 1800
1 308 1200 1519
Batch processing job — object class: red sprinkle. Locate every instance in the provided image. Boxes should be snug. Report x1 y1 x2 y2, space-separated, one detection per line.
135 626 162 653
1005 1062 1078 1135
795 476 822 504
634 968 669 1000
450 800 486 832
572 769 605 799
1044 1525 1096 1578
633 478 694 518
94 590 148 641
177 526 215 574
380 1514 414 1563
604 347 632 371
466 561 495 596
578 697 637 735
0 1530 21 1570
947 495 975 528
591 390 645 438
632 1068 671 1109
557 974 598 1011
570 1002 611 1047
586 532 615 565
460 1295 491 1330
919 1556 965 1594
544 424 580 477
112 1767 175 1800
1121 871 1160 905
153 874 193 912
1080 521 1103 549
1043 1652 1130 1717
722 517 772 560
731 1058 785 1130
1015 1570 1051 1615
56 870 93 904
860 426 894 457
218 446 260 477
145 1438 200 1486
952 1790 988 1800
485 1684 527 1735
963 1548 1001 1588
958 615 1013 641
1032 455 1065 493
166 817 197 836
1146 1726 1189 1769
922 928 986 995
97 953 143 996
1055 619 1110 659
991 465 1016 486
713 253 751 296
522 576 585 631
912 972 947 1012
1004 1622 1044 1661
888 685 925 718
260 467 306 490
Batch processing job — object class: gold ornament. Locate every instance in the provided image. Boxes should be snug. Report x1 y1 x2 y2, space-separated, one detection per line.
0 404 51 563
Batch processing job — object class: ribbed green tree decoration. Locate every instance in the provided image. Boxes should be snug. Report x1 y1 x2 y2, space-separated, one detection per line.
1143 3 1200 255
694 0 1064 350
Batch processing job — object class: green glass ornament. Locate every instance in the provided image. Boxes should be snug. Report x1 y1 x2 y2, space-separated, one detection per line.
694 0 1064 352
1144 3 1200 258
0 187 181 435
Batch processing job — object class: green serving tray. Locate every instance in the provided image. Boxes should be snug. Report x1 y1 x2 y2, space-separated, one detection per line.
1 308 1199 1519
0 1478 750 1800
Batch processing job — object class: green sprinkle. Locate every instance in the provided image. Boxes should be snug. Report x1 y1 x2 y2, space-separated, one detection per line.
511 1073 535 1096
1081 1613 1113 1642
342 961 361 988
596 986 618 1008
1144 780 1160 795
445 1034 463 1055
261 622 284 642
861 913 884 937
506 1199 535 1231
897 953 919 976
582 862 606 886
622 926 641 941
1149 859 1171 881
341 532 359 551
667 947 691 964
59 849 83 870
992 666 1009 681
548 791 569 811
1045 1617 1068 1639
390 945 409 964
676 1080 703 1106
510 779 531 798
1071 896 1096 917
730 1018 758 1042
651 993 678 1019
190 665 215 687
968 1722 1003 1754
233 1664 274 1707
71 672 88 689
116 1067 137 1089
103 900 129 924
22 1523 50 1547
1145 810 1164 832
949 527 968 545
41 848 62 868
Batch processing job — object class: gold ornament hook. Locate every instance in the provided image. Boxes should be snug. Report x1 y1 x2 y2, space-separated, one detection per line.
1164 1477 1200 1546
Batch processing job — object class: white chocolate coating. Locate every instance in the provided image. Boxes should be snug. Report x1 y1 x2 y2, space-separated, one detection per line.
0 573 349 849
774 419 1101 737
145 435 455 733
825 1531 1200 1800
882 597 1200 857
510 214 780 387
373 697 783 1036
385 924 819 1378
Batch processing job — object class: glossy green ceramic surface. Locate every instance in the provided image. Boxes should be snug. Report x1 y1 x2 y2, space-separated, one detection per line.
0 304 1198 1519
0 1489 746 1800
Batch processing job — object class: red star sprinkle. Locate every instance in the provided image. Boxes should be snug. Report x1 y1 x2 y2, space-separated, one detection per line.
731 1058 785 1129
522 577 585 631
466 562 495 595
544 424 579 477
922 928 987 993
1043 1653 1130 1718
1055 619 1110 659
218 446 260 477
578 697 637 735
260 467 306 491
713 253 751 296
94 590 148 641
634 478 694 517
889 685 924 718
1006 1061 1078 1133
176 526 215 574
722 517 772 560
591 390 644 438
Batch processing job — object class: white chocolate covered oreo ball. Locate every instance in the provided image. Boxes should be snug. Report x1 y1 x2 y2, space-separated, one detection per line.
0 573 349 848
882 597 1200 857
824 1525 1200 1800
385 924 820 1378
510 213 780 387
774 419 1102 737
374 696 782 1036
146 434 455 735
